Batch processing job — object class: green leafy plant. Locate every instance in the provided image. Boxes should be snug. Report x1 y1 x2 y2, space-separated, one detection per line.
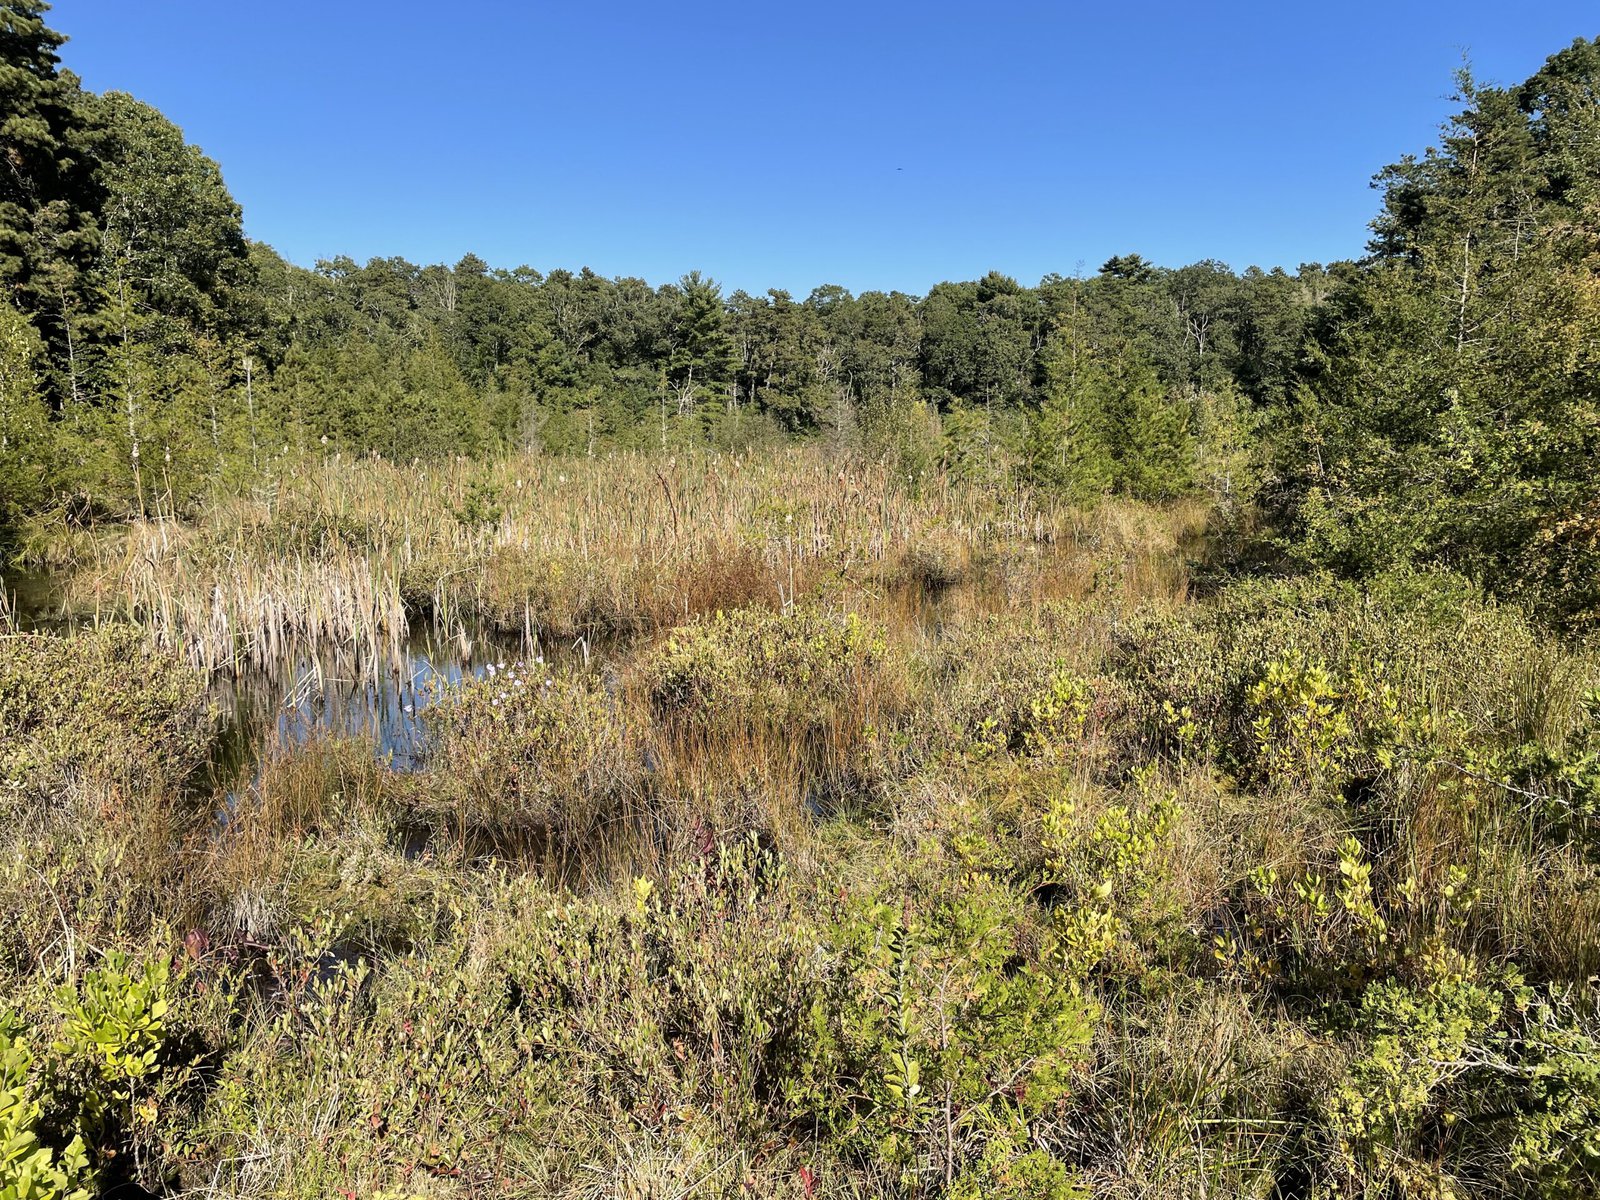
646 605 889 738
1041 770 1182 975
790 871 1095 1194
55 953 170 1155
1325 959 1505 1195
0 1016 91 1200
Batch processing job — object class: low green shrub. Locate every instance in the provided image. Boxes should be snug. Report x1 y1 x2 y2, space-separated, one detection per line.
1323 955 1600 1199
1505 989 1600 1195
498 835 814 1135
0 1015 91 1200
1040 770 1184 977
0 629 213 805
205 839 815 1194
205 908 532 1196
1 951 203 1199
790 865 1097 1195
1110 572 1583 776
422 658 629 845
646 605 889 740
49 952 191 1189
1324 960 1508 1195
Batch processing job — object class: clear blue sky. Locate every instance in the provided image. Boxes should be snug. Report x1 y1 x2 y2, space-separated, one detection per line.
49 1 1600 296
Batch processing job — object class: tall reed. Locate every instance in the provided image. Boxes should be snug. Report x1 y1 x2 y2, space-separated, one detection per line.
42 448 1174 669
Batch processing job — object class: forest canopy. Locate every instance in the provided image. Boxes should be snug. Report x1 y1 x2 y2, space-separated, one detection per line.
2 2 1599 626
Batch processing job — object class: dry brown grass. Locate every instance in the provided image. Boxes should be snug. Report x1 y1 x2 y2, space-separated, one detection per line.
39 449 1200 669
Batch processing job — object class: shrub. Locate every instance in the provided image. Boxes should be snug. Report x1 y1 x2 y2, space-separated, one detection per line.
646 605 888 738
1244 653 1415 796
1324 963 1506 1195
51 952 181 1189
789 868 1096 1194
2 953 196 1198
924 607 1106 762
1041 771 1184 977
1504 990 1600 1196
0 629 213 805
643 606 897 805
1109 572 1576 775
1322 955 1600 1199
205 908 532 1195
0 1016 92 1200
57 954 170 1112
422 658 629 846
204 840 819 1194
948 1136 1084 1200
497 835 814 1135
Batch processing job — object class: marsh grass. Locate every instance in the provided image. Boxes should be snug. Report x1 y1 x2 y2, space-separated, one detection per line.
30 449 1191 670
6 458 1600 1200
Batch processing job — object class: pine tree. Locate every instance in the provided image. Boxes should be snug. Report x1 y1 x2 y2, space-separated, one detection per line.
1290 40 1600 623
667 272 735 427
1027 305 1112 502
1108 359 1191 500
0 1 101 391
0 301 49 531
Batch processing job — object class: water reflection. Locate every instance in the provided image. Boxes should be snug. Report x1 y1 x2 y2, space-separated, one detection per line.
1 567 64 629
206 621 535 780
2 567 564 782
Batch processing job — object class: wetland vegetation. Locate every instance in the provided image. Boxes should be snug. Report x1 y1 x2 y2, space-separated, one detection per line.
2 4 1600 1198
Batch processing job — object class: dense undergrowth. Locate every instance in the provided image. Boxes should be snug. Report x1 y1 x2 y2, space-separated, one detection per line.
1 454 1598 1200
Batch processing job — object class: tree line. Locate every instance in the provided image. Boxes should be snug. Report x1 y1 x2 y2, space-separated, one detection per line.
2 1 1598 624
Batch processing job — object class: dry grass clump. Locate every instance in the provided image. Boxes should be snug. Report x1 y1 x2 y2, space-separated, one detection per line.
1068 990 1330 1200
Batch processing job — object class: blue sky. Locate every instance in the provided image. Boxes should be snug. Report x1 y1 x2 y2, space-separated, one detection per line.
50 1 1600 296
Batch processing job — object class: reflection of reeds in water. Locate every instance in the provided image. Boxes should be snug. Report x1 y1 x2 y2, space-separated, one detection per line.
206 621 540 784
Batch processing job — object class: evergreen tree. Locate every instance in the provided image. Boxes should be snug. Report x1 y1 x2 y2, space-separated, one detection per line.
0 1 100 396
666 271 735 426
1103 353 1191 500
0 301 49 534
1289 41 1600 624
1026 302 1112 502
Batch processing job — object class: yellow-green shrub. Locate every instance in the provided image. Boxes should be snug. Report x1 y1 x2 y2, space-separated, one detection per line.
422 659 629 844
789 868 1096 1194
646 605 888 739
0 630 213 804
0 1017 91 1200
